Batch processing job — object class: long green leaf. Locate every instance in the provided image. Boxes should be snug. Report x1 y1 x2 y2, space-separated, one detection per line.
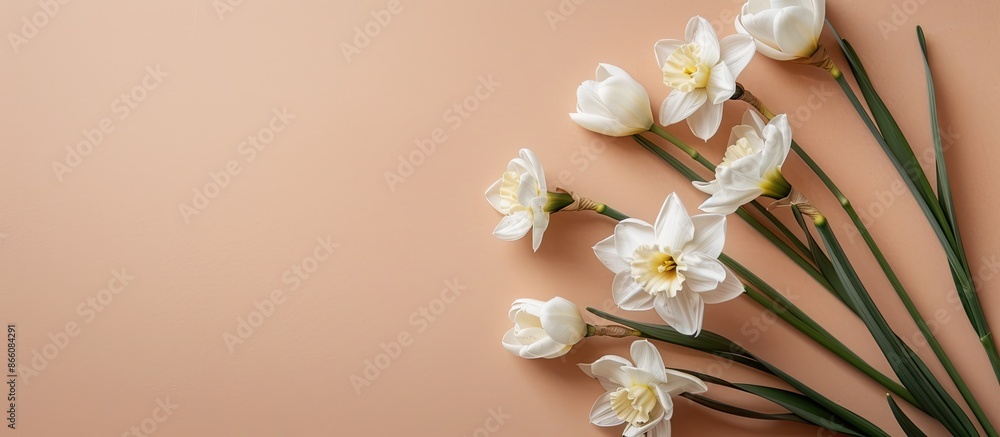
889 395 929 437
681 393 807 423
811 214 978 436
677 370 865 436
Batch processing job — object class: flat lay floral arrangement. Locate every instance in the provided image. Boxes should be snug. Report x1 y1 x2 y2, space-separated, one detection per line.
486 1 999 436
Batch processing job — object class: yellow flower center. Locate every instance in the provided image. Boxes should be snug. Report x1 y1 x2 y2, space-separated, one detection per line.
610 385 658 426
631 246 681 297
662 44 711 93
721 137 754 168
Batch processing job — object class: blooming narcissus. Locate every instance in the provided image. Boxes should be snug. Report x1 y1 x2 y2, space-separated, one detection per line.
735 0 826 62
593 193 744 336
502 297 588 359
570 63 655 137
485 148 549 251
693 111 793 214
580 340 708 437
654 16 756 141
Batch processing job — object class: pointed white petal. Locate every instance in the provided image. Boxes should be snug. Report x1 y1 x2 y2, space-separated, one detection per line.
501 328 526 356
653 292 705 336
570 112 630 137
541 297 586 345
589 392 626 427
698 186 763 214
614 271 656 310
706 62 736 105
630 340 667 383
664 369 709 395
594 235 630 272
700 266 746 304
654 39 685 69
654 193 695 251
773 6 819 58
648 418 672 437
659 90 708 126
686 16 720 66
687 101 725 141
485 178 507 213
521 336 570 359
720 34 756 77
685 214 727 258
493 212 532 241
614 219 656 261
679 252 727 292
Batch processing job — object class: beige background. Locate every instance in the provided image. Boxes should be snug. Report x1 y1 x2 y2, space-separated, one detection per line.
2 0 999 435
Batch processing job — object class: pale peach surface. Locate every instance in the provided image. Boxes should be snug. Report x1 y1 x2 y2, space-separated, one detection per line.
2 0 1000 435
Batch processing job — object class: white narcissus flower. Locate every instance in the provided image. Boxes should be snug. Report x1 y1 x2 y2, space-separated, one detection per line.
654 16 756 141
693 111 793 214
579 340 707 437
570 63 655 137
735 0 826 61
502 297 588 359
593 193 744 336
485 148 549 251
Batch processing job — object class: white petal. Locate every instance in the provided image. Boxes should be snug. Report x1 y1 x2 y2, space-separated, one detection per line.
810 0 827 40
484 178 507 213
541 297 586 345
528 196 549 252
760 114 793 170
654 292 704 336
519 148 546 191
773 6 819 58
653 39 685 70
648 418 672 437
589 392 625 427
510 298 545 320
706 62 736 105
687 101 725 141
598 77 654 130
692 179 721 195
720 34 756 78
596 62 631 81
679 252 727 292
742 109 768 132
685 214 727 258
501 328 526 356
659 89 708 126
686 16 720 66
698 186 763 214
582 355 633 388
654 193 695 252
570 112 631 137
493 211 532 241
630 340 667 383
614 219 656 261
700 266 746 304
594 235 630 272
663 369 709 395
575 80 615 118
521 336 570 359
614 271 656 310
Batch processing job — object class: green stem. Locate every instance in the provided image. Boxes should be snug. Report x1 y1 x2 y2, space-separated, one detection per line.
644 126 812 259
595 204 627 221
741 281 916 406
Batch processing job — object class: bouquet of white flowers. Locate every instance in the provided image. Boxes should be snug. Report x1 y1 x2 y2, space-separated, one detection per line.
486 2 998 436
